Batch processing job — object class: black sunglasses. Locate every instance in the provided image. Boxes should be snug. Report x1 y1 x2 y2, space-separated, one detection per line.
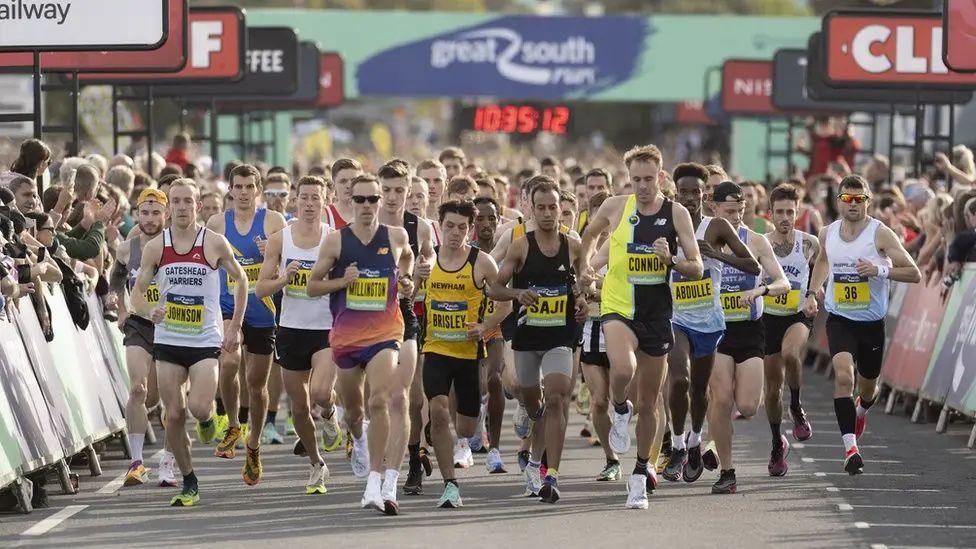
351 195 381 204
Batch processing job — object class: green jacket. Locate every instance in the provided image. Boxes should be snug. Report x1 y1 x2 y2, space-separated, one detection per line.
58 221 106 260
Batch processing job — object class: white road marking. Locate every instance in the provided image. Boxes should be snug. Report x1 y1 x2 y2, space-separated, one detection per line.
846 505 957 510
855 521 870 529
96 449 165 494
803 457 901 463
838 503 853 511
21 505 88 536
857 523 976 530
814 472 916 477
791 443 888 449
825 487 939 492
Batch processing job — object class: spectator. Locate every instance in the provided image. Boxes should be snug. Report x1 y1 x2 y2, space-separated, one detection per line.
200 192 222 224
58 198 114 261
8 138 52 181
86 154 109 178
109 154 135 170
8 174 42 213
164 132 192 172
947 195 976 264
861 153 890 191
57 156 87 184
159 163 183 180
106 165 135 198
934 145 976 193
74 164 101 203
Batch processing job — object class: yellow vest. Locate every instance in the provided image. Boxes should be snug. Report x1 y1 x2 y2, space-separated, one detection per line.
423 247 485 360
601 195 669 319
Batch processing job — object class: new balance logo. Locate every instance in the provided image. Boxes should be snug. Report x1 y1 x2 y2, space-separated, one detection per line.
655 219 667 226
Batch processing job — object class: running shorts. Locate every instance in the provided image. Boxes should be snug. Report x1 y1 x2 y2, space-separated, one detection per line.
764 312 813 356
333 340 400 370
223 314 277 355
275 327 330 372
154 344 220 369
673 323 725 359
717 318 765 364
826 314 885 380
601 313 674 357
400 298 420 341
515 346 574 387
122 316 155 354
422 352 481 417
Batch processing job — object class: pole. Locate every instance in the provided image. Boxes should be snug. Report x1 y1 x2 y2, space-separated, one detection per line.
32 51 42 139
112 87 119 155
146 86 155 177
913 101 923 178
70 72 80 156
887 104 896 184
271 114 278 166
210 99 219 171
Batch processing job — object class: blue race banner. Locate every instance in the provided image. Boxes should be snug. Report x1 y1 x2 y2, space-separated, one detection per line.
356 16 652 99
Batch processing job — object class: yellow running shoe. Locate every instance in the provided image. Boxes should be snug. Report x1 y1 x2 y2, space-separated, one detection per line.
320 415 344 453
215 426 243 459
242 445 262 486
305 461 329 495
170 485 199 507
344 432 353 461
196 418 217 445
214 414 230 440
237 423 249 450
123 461 149 487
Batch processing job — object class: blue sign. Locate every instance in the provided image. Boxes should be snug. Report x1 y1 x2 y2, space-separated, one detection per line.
356 15 652 99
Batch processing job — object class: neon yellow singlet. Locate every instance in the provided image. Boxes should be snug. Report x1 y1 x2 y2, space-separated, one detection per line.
601 194 669 319
423 247 485 360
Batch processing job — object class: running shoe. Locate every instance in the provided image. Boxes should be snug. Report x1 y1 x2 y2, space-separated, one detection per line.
306 462 329 495
513 402 532 439
625 473 648 509
538 475 560 504
381 472 399 516
236 423 249 450
596 460 621 481
261 422 284 445
361 474 384 513
711 468 736 494
242 446 262 486
345 432 354 460
580 423 592 438
517 450 530 473
683 444 704 483
215 426 243 459
419 446 433 476
701 440 718 471
645 468 658 493
453 439 474 468
609 400 633 454
351 435 370 478
486 448 507 474
768 435 790 477
790 406 813 441
123 461 148 487
437 482 463 508
321 414 344 453
844 446 863 475
293 439 308 457
404 463 424 496
469 402 487 453
284 415 296 436
663 447 687 482
170 485 199 507
196 420 216 445
214 414 229 441
523 464 542 497
157 452 178 488
655 449 670 475
854 397 868 439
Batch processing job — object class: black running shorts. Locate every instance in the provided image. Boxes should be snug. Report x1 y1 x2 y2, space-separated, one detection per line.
275 327 330 372
122 316 155 354
423 352 481 418
826 314 885 380
601 313 674 357
154 344 220 369
717 318 765 364
763 312 812 356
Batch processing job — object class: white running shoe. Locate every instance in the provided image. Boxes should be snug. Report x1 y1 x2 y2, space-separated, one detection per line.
306 462 329 495
469 401 487 452
351 434 370 478
626 473 649 509
513 402 531 439
609 400 634 455
361 472 384 512
523 464 542 497
485 448 507 474
157 451 178 487
453 438 474 468
381 469 399 503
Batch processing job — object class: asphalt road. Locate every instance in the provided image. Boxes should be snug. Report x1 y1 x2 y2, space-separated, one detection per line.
2 366 974 549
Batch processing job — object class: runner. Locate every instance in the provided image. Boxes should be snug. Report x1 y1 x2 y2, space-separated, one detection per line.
702 165 728 217
707 181 789 494
208 164 287 487
261 171 292 444
576 168 613 235
117 188 176 487
422 199 501 508
445 176 478 203
376 159 435 513
131 178 248 507
417 159 448 221
761 183 820 477
472 196 513 474
439 147 466 181
662 164 760 484
807 175 920 474
325 158 364 229
307 173 414 514
578 145 703 510
490 176 587 504
255 175 334 495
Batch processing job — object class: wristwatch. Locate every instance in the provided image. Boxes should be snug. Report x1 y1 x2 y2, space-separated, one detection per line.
761 286 770 296
669 255 678 266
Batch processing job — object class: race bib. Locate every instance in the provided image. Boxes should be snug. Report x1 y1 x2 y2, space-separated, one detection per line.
626 243 668 285
145 283 160 306
285 259 315 300
765 281 801 316
720 291 751 321
526 285 568 327
671 269 715 313
429 300 469 341
228 257 262 294
832 273 869 311
346 270 389 311
164 294 204 335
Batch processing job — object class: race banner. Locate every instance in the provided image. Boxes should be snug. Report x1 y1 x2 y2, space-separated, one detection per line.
881 280 947 393
922 266 976 405
0 0 167 51
720 59 777 116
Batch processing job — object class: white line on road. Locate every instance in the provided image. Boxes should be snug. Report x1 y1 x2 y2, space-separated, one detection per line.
855 522 870 528
856 523 976 530
814 472 916 477
96 449 164 494
793 443 888 449
838 504 957 510
802 457 901 463
21 505 88 536
826 487 939 492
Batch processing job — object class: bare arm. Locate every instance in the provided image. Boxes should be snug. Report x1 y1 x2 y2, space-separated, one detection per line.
255 232 287 298
752 234 789 297
705 217 761 275
474 251 508 333
131 236 163 319
392 227 415 296
486 237 528 302
669 203 704 279
592 239 610 272
490 226 514 263
578 197 617 275
213 232 248 328
307 232 352 297
875 224 922 283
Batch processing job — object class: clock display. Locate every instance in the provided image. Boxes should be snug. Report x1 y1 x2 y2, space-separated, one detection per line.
469 104 571 135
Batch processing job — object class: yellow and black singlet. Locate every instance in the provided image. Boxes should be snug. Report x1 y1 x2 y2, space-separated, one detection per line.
423 247 485 360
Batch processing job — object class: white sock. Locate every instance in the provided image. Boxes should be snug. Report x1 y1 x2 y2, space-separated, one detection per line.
457 437 469 449
687 431 702 448
355 430 367 444
384 468 399 488
672 432 686 450
842 433 857 452
129 433 145 463
367 470 382 487
856 404 868 418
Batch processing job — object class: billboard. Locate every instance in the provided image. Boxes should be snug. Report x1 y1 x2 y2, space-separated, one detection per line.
823 10 976 89
78 7 245 85
0 0 186 72
720 59 776 116
943 0 976 72
772 49 892 113
0 0 168 51
215 41 321 110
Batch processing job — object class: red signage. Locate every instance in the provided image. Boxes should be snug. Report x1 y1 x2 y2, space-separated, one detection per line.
944 0 976 72
77 7 245 85
720 59 776 115
676 101 715 125
316 53 344 108
0 0 187 72
824 11 976 88
881 280 948 392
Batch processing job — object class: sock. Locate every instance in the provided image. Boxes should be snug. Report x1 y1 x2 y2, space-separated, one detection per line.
789 387 801 411
842 433 857 453
238 406 249 425
672 432 686 450
367 470 382 487
129 433 145 463
606 458 620 466
199 417 213 428
384 469 399 489
613 400 630 415
183 471 198 491
323 405 336 420
546 467 558 479
445 479 458 487
528 459 541 471
834 397 857 436
770 422 781 445
215 398 226 416
688 431 702 448
857 396 876 418
408 443 420 466
633 455 649 476
266 410 277 425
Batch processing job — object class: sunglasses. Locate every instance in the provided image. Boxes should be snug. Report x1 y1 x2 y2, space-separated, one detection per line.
351 195 381 204
838 193 869 204
264 189 289 198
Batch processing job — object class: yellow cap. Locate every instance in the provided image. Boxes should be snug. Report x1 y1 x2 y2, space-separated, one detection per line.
137 187 168 207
